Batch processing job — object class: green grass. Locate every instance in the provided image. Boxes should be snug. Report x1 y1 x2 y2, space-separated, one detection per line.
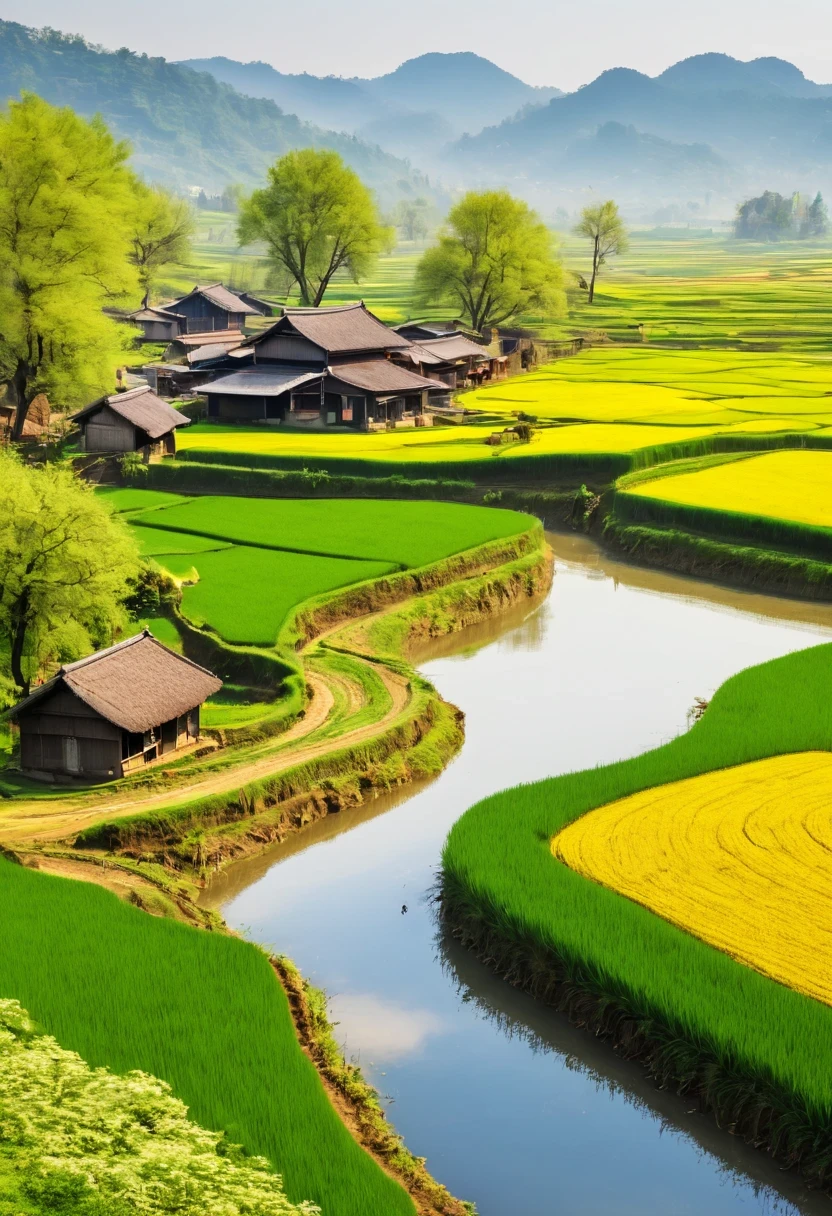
442 642 832 1130
131 494 532 569
169 544 396 645
0 859 414 1216
98 487 194 514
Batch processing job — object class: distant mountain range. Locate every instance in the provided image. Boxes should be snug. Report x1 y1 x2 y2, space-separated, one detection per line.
0 21 830 219
177 51 563 150
0 20 426 200
449 55 832 212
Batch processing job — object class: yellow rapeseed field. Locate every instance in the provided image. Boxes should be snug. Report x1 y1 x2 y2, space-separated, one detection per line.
626 449 832 530
552 752 832 1006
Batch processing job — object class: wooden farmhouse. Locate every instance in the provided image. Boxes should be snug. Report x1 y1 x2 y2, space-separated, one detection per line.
7 631 222 782
166 283 264 335
128 304 187 343
128 285 270 344
200 302 448 429
393 330 503 388
73 385 190 455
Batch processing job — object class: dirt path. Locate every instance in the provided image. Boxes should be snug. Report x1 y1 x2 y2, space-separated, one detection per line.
0 658 410 847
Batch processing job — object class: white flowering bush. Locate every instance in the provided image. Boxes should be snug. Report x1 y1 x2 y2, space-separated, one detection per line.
0 999 320 1215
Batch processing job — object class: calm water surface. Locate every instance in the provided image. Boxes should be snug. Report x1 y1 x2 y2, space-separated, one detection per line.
207 534 832 1216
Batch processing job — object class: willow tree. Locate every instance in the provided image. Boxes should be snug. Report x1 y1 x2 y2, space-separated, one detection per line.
0 95 138 439
0 451 140 695
414 191 563 332
129 182 195 305
237 149 393 307
574 199 628 303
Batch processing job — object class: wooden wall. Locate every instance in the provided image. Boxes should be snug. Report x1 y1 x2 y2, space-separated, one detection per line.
83 405 136 452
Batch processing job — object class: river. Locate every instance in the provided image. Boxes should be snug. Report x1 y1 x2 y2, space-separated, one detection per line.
205 533 832 1216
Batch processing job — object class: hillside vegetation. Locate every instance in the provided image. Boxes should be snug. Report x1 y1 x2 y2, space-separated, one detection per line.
0 20 421 197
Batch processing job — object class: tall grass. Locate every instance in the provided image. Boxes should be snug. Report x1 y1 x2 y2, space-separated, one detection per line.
442 643 832 1128
0 860 414 1216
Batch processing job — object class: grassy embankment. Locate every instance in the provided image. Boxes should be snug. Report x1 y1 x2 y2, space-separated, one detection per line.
609 449 832 596
2 490 547 872
2 492 547 1216
0 998 316 1216
0 857 420 1216
441 642 832 1187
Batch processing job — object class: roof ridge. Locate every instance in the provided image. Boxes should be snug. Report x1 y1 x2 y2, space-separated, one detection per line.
59 631 149 674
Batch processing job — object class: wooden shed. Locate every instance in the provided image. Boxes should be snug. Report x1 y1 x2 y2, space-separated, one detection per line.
7 631 222 782
73 385 189 455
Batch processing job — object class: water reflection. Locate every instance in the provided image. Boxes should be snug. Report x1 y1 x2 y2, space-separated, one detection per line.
214 532 832 1216
437 927 830 1216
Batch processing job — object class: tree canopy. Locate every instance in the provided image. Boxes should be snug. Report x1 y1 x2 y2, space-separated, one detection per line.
414 190 563 331
734 190 829 241
237 149 393 307
573 200 628 304
0 94 138 439
129 182 195 304
0 451 140 696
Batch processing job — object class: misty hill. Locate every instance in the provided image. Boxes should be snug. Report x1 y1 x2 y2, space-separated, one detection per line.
179 51 562 140
658 53 832 97
0 21 424 199
177 57 380 132
451 58 832 208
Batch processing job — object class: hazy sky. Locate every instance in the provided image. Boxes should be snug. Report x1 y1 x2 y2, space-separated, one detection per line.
5 0 832 89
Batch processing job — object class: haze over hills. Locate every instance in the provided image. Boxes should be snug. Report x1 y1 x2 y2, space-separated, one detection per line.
0 20 829 221
0 20 427 200
450 54 832 213
178 50 563 157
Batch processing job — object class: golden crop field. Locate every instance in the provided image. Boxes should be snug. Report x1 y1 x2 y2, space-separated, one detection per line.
179 419 736 462
460 348 832 430
625 449 832 530
553 751 832 1006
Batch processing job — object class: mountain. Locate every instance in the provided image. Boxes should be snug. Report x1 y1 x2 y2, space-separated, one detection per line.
449 58 832 211
356 52 562 135
177 57 380 132
0 21 425 199
658 53 832 98
179 51 562 140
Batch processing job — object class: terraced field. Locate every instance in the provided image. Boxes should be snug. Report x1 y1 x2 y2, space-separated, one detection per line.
621 450 832 531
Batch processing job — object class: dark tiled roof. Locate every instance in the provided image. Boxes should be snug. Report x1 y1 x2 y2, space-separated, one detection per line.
413 335 490 361
8 632 222 732
170 283 260 316
327 360 446 393
73 386 189 439
201 368 323 396
129 306 185 322
167 330 244 348
251 303 411 355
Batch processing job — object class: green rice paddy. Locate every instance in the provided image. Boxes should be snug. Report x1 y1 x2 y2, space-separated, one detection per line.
442 642 832 1125
111 489 532 648
0 859 414 1216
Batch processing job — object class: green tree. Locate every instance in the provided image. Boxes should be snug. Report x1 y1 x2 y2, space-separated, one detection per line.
0 451 140 695
574 200 628 304
390 197 433 242
0 95 139 440
414 190 563 332
806 191 829 238
237 149 393 307
129 182 195 305
734 190 796 241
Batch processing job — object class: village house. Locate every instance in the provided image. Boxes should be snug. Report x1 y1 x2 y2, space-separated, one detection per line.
165 283 264 334
128 285 271 344
127 304 187 344
73 385 190 456
392 329 505 388
199 302 448 428
7 631 222 782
